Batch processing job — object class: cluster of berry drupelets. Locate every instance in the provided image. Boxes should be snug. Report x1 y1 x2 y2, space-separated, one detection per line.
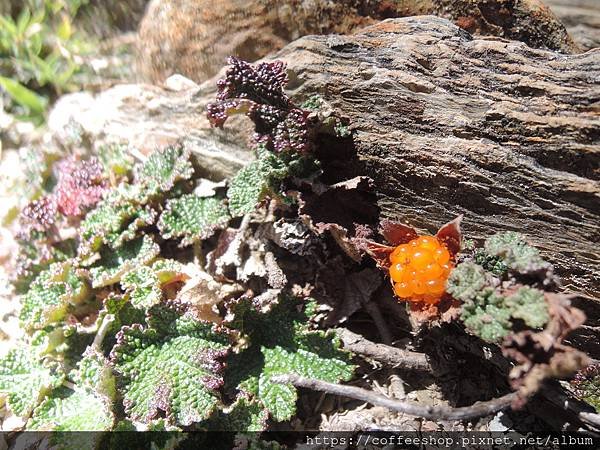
389 236 453 304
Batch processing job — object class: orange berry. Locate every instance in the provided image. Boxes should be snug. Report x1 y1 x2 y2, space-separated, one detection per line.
422 263 443 280
390 244 410 264
388 235 453 304
410 279 427 295
389 263 406 282
440 263 452 275
411 250 434 270
425 278 446 295
404 270 417 283
416 236 438 251
434 247 450 265
414 271 426 283
394 281 412 298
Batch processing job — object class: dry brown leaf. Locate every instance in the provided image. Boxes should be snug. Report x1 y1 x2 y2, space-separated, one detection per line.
435 215 463 257
379 219 418 247
177 266 243 324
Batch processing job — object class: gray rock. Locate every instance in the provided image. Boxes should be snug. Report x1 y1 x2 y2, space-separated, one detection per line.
136 0 580 84
47 82 253 180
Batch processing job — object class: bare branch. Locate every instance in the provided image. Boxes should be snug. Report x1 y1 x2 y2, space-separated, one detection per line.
336 328 432 372
272 373 517 421
61 380 76 390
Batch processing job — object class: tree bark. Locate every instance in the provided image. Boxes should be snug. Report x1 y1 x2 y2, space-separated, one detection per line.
274 16 599 299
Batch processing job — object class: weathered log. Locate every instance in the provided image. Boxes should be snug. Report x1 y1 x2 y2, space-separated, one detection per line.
272 17 599 298
546 0 600 51
137 0 579 83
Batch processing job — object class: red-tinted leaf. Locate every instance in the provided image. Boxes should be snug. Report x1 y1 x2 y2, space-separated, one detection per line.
379 219 418 247
503 331 589 409
436 215 463 257
54 157 107 217
545 292 587 341
314 222 363 262
19 196 58 237
359 240 394 270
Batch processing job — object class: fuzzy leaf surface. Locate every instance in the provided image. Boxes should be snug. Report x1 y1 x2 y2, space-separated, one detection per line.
505 286 549 329
89 235 159 288
121 266 162 310
74 350 117 400
461 289 513 343
28 387 114 432
451 263 550 343
227 150 288 217
225 296 354 421
0 347 64 416
484 232 550 273
158 194 230 246
110 314 230 426
259 341 354 421
134 144 194 196
20 261 88 331
79 185 156 253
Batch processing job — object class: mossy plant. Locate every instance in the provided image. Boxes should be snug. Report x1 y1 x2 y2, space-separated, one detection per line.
448 233 553 343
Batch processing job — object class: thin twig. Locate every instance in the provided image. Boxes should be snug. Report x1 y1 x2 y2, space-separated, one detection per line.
216 214 251 274
193 241 204 266
335 328 432 372
363 301 394 345
129 147 147 162
272 373 516 421
62 380 76 390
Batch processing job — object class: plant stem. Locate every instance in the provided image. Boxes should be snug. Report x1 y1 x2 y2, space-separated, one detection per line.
92 314 114 351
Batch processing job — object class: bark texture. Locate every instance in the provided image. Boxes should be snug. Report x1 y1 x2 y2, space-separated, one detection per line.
136 0 579 83
546 0 600 51
272 17 599 298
